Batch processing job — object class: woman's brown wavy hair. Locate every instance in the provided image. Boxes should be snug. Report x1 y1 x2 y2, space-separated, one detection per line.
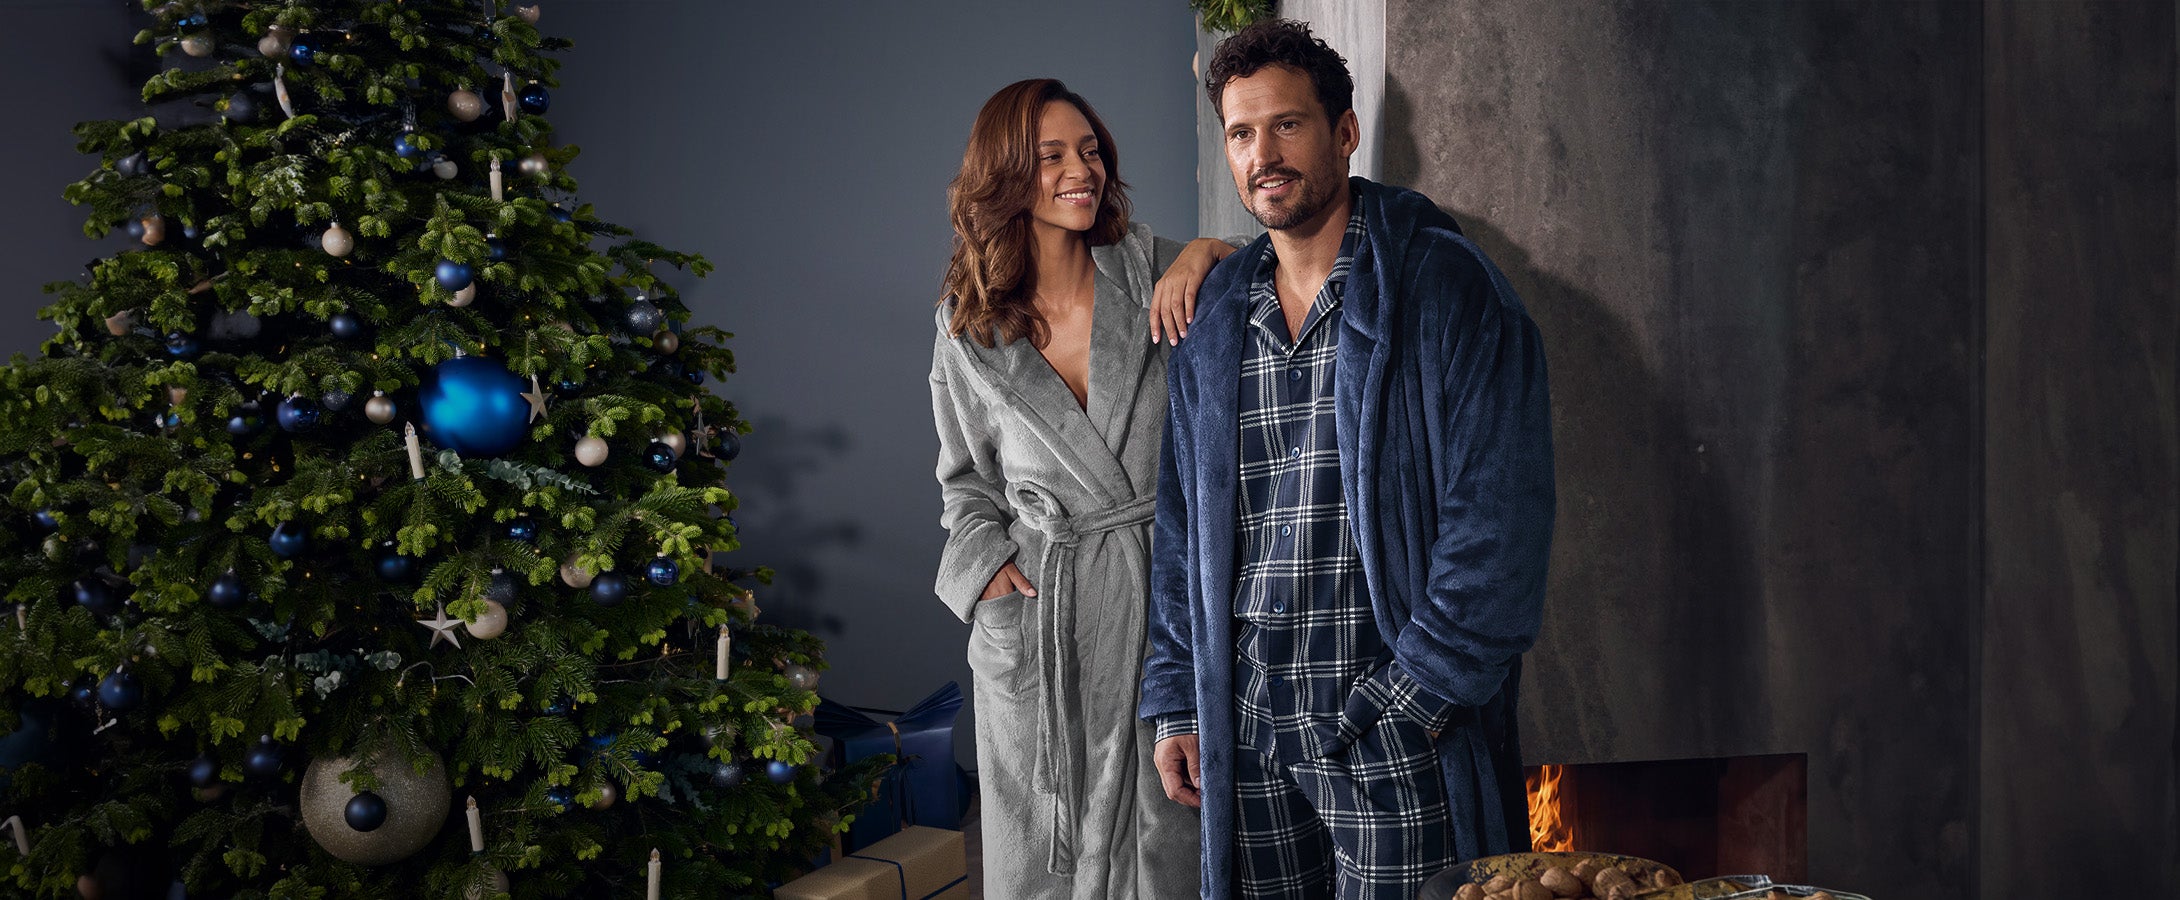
942 79 1132 348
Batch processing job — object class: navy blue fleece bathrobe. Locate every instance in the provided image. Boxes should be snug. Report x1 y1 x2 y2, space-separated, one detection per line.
1138 177 1554 897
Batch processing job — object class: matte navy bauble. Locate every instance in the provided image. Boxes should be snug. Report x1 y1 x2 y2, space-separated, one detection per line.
504 516 539 542
69 682 95 705
328 313 361 340
434 259 472 291
98 670 142 710
275 395 321 433
765 760 796 784
486 236 507 261
188 754 218 788
165 332 199 358
517 82 550 114
717 429 741 461
343 791 388 832
589 571 628 606
684 368 705 386
117 152 147 177
419 355 529 456
244 735 283 778
485 569 519 605
548 204 571 223
644 557 679 586
207 570 246 609
269 521 307 558
642 441 677 473
72 578 120 616
376 546 416 582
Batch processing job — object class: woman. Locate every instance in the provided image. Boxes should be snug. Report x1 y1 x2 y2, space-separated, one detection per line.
929 79 1233 899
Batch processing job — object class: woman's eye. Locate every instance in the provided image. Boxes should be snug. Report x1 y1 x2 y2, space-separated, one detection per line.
1041 155 1059 163
1083 149 1101 159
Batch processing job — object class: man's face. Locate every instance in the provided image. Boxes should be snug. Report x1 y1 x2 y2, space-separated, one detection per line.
1219 65 1357 231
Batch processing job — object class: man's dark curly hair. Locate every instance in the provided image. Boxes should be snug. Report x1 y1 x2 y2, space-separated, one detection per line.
1204 18 1353 123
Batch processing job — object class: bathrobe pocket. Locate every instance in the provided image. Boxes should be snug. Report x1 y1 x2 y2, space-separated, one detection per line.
967 591 1031 684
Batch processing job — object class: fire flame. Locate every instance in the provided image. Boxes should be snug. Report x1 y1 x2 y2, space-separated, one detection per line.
1527 764 1574 852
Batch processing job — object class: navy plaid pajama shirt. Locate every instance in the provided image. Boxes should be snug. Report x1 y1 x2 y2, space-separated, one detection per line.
1158 194 1459 899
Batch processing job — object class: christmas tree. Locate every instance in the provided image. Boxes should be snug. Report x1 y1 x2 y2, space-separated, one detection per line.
0 2 883 897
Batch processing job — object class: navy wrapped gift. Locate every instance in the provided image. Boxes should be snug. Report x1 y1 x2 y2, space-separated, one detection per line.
815 682 970 851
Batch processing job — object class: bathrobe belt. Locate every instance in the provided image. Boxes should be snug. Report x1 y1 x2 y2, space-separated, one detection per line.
1005 481 1157 876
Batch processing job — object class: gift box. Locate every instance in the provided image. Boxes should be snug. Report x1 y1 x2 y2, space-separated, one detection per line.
814 682 970 851
773 825 967 900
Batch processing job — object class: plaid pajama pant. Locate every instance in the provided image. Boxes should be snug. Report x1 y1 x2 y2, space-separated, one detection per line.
1231 672 1456 900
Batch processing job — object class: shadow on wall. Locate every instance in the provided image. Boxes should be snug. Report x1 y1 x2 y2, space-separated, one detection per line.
1379 82 1772 763
729 415 861 637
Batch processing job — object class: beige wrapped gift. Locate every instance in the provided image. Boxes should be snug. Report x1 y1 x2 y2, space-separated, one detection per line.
773 826 966 900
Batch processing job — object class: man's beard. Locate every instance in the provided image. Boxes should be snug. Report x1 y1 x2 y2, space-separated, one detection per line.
1245 167 1333 231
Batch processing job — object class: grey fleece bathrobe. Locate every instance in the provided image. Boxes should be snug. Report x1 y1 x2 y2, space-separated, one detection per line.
930 223 1201 899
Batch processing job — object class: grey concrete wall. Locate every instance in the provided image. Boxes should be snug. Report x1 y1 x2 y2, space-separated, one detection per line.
1982 2 2178 897
0 1 1205 769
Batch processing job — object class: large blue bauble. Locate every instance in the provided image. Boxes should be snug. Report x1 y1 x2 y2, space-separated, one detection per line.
207 570 246 609
276 395 321 433
716 429 741 461
589 571 628 606
245 736 284 778
765 760 796 784
517 82 550 114
73 578 120 616
642 441 678 473
269 521 308 558
644 557 679 586
419 356 530 457
344 791 388 832
434 259 473 291
98 670 143 710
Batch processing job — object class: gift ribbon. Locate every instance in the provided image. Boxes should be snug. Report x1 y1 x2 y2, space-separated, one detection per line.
1004 481 1155 876
844 849 968 900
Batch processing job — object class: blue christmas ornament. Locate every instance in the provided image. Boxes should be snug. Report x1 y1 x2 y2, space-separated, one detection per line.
376 545 416 582
554 378 582 397
548 204 572 223
98 670 143 710
187 754 218 787
125 218 146 239
69 682 95 705
545 785 574 810
543 698 569 715
517 82 550 114
72 578 120 616
328 313 362 340
244 735 283 778
227 410 265 435
275 395 321 433
644 557 679 586
583 733 616 756
419 355 530 457
179 12 206 26
486 235 507 261
269 521 308 559
344 792 388 832
32 509 57 530
504 516 539 542
434 259 473 291
223 91 258 122
684 368 705 386
207 570 246 609
643 441 678 473
589 571 628 606
393 133 420 158
710 760 746 788
117 152 147 177
289 41 314 65
717 429 741 461
765 760 796 784
181 221 199 240
165 332 200 358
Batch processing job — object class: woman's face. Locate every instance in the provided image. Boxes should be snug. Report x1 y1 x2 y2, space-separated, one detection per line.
1028 99 1106 239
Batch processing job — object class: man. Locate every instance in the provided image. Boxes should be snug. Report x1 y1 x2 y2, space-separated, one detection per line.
1138 18 1554 900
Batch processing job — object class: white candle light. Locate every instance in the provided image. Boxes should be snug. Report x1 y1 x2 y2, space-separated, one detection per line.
489 157 504 202
647 848 661 900
2 815 26 855
405 422 426 480
466 796 483 853
715 625 730 680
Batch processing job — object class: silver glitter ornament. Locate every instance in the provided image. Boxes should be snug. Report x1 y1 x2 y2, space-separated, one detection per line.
300 750 450 865
625 298 662 333
518 152 548 177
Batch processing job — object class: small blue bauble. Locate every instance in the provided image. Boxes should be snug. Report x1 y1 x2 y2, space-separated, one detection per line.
275 395 321 433
504 516 539 542
165 332 200 358
98 670 142 710
72 578 120 616
486 236 507 261
376 547 416 582
765 760 796 784
179 12 206 26
207 570 246 609
344 791 388 832
548 204 571 223
684 368 706 386
181 221 199 240
583 733 616 756
485 569 519 605
393 133 420 158
590 571 628 606
517 82 550 114
554 378 582 397
434 259 473 290
118 152 147 177
710 760 746 788
227 410 265 435
187 754 218 787
642 441 677 474
545 785 574 810
223 91 257 122
32 509 58 530
69 682 95 705
125 218 146 239
419 356 529 457
328 313 361 340
717 429 741 461
269 521 307 559
644 557 679 586
289 41 314 65
244 735 283 778
543 698 569 715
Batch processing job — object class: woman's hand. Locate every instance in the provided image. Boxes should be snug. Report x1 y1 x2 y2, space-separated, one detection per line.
980 560 1036 601
1150 238 1237 345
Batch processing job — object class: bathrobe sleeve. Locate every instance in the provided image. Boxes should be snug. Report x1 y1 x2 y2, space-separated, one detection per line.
1138 374 1197 725
929 328 1019 624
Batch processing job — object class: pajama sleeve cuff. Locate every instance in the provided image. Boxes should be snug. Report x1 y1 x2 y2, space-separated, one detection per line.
1153 711 1199 742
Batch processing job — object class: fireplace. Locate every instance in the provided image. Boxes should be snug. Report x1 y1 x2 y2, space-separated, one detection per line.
1524 755 1808 883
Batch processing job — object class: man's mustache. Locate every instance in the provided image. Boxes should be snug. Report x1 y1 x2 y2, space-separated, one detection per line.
1249 167 1305 188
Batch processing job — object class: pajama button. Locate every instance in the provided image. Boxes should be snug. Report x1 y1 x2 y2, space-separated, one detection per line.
1281 525 1292 536
1289 446 1301 459
1289 369 1302 382
1271 600 1286 613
